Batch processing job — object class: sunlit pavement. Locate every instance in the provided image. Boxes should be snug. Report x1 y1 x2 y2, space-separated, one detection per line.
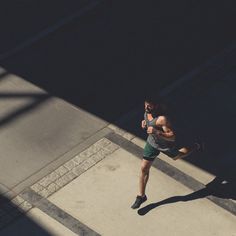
1 134 236 236
1 43 236 236
0 2 236 235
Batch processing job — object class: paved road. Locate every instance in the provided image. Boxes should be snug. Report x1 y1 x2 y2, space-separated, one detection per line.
1 134 235 235
0 71 108 197
0 0 94 54
1 1 236 122
120 45 236 194
0 1 235 234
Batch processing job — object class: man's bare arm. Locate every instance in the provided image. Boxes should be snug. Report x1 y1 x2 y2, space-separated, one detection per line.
156 116 175 141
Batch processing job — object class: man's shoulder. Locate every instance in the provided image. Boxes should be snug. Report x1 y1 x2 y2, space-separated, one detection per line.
156 115 169 125
157 115 167 121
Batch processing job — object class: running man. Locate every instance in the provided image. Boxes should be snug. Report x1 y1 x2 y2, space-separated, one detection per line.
131 96 201 209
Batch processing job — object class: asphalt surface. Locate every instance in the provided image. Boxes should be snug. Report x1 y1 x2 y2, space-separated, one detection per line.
1 1 236 122
121 47 236 200
0 0 94 54
0 1 236 234
0 0 235 196
0 0 235 195
0 72 107 196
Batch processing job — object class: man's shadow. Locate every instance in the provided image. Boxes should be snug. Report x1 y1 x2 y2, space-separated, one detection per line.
138 176 236 216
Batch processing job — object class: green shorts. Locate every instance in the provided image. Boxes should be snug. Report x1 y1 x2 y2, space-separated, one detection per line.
143 142 160 161
143 142 181 161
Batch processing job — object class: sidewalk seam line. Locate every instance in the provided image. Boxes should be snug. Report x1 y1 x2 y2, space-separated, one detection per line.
9 126 111 192
0 137 119 230
20 188 100 236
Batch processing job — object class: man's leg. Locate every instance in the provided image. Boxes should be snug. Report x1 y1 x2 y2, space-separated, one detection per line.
131 142 159 209
168 143 201 160
139 159 153 197
131 159 152 209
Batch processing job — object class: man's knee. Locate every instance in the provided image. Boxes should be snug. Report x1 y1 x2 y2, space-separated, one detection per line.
141 163 151 174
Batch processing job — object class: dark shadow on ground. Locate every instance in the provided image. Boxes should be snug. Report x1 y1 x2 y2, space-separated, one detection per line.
0 91 54 234
138 176 236 216
0 0 236 202
0 193 52 235
0 92 51 128
0 0 92 54
1 1 235 120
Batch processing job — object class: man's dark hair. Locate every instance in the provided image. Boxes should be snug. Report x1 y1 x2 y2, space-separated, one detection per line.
144 94 162 105
144 94 167 115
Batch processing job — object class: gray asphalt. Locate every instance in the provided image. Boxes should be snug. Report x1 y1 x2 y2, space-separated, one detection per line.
1 1 235 122
0 0 93 54
0 0 235 221
0 2 235 236
0 71 107 197
120 45 236 201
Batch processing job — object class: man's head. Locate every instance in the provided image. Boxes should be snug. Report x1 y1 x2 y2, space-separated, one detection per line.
144 95 163 114
144 96 158 113
144 101 155 113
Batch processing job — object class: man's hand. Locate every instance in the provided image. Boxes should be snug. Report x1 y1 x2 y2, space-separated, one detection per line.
147 127 160 135
141 120 147 129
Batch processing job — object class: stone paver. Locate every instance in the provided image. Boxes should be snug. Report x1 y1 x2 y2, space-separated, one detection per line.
49 148 236 236
1 44 236 234
0 121 235 233
0 137 119 230
30 138 119 199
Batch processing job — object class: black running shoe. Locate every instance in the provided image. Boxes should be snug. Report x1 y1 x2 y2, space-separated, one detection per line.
131 195 147 209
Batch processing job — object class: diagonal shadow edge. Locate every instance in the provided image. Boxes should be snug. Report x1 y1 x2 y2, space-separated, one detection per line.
0 71 8 82
0 94 51 128
0 92 49 98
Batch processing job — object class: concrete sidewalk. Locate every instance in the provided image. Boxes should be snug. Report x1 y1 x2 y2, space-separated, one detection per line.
0 68 108 199
0 35 236 236
1 134 235 236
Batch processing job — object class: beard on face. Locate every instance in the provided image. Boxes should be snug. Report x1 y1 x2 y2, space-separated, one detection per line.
145 107 153 113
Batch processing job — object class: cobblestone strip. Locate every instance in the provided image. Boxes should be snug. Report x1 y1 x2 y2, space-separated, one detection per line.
30 138 119 198
0 138 119 230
